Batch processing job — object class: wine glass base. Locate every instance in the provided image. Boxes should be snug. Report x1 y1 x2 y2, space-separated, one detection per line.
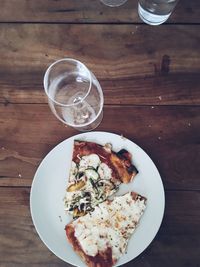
72 110 103 132
100 0 128 7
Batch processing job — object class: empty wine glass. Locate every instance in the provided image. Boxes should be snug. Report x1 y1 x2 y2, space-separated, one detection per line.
44 58 104 132
100 0 128 7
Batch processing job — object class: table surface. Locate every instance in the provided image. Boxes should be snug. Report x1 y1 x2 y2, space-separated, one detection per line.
0 1 200 267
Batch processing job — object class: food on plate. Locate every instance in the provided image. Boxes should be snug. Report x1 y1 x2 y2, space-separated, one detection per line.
64 140 138 218
65 192 146 267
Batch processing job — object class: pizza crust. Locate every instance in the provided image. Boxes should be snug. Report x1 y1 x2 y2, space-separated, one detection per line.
66 225 115 267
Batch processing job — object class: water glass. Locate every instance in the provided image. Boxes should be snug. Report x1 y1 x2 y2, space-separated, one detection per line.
138 0 179 25
100 0 128 7
44 59 104 132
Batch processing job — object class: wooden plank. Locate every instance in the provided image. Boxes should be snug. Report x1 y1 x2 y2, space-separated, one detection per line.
0 188 199 267
0 104 199 190
0 24 200 105
1 72 200 106
0 0 199 24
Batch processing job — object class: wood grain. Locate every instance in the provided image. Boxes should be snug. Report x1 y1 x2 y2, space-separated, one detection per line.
0 0 199 24
0 187 199 267
0 24 200 105
0 104 199 190
1 72 200 106
0 1 200 267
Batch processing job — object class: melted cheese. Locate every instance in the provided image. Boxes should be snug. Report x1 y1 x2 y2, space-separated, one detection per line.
98 162 112 180
73 193 146 260
68 161 77 183
64 154 118 215
79 154 101 171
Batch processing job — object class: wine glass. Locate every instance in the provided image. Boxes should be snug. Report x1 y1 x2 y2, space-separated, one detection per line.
100 0 128 7
44 58 104 132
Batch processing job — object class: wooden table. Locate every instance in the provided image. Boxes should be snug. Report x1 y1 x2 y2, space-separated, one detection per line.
0 1 200 266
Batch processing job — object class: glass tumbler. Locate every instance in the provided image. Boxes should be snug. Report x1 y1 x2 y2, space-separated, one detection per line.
44 58 104 132
100 0 128 7
138 0 179 25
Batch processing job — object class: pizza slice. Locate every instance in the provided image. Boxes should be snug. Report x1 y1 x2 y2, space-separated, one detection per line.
65 192 146 267
64 140 138 218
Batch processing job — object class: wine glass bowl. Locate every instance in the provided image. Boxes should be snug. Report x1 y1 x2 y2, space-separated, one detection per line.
44 59 104 132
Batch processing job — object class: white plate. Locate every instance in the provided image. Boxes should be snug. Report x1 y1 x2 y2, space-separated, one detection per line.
30 131 165 267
